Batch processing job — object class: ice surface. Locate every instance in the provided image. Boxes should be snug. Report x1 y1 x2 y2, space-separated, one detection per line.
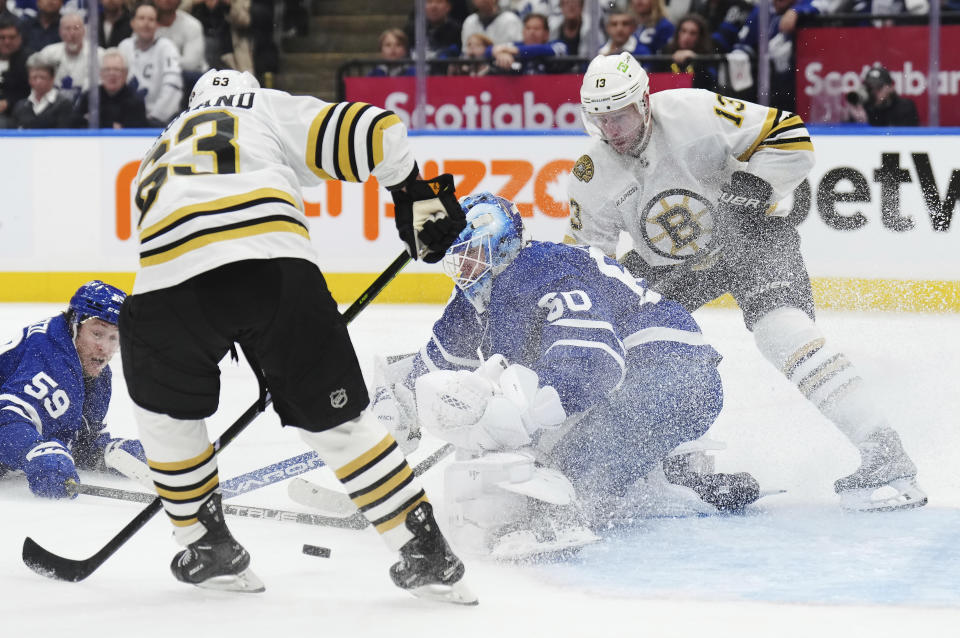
1 302 958 637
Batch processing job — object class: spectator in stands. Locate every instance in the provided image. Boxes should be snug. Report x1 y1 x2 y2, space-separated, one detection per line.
733 0 819 111
489 12 568 74
462 0 522 50
190 0 234 69
631 0 675 55
71 47 147 128
845 65 920 127
404 0 462 60
549 0 599 59
39 8 103 101
99 0 133 48
450 31 493 76
19 0 61 52
11 51 72 127
0 14 32 128
249 0 277 80
367 28 414 77
119 1 182 126
654 13 717 89
687 0 752 53
500 0 552 18
598 10 646 56
155 0 206 73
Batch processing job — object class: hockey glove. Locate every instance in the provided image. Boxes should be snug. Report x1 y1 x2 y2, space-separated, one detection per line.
390 172 466 263
23 440 80 499
715 171 774 246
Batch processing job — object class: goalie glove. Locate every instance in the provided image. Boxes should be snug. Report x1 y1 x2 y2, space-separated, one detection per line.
415 361 566 453
389 170 466 263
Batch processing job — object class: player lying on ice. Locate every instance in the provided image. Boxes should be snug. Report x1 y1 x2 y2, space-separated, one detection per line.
0 281 147 498
567 52 925 514
369 193 763 559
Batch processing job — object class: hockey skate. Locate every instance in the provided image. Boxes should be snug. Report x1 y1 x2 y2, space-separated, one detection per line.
834 427 927 513
661 452 761 513
390 502 478 605
170 493 265 593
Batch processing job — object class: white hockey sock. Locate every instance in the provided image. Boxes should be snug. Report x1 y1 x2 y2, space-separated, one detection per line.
134 405 219 546
752 307 886 446
299 411 427 551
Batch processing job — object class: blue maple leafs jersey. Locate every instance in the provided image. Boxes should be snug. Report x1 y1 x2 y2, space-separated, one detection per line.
0 314 111 472
408 241 720 415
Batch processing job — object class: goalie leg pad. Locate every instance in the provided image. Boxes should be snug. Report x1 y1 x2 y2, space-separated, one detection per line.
444 452 598 559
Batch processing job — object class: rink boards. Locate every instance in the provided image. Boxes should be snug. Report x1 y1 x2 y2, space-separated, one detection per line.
0 127 956 311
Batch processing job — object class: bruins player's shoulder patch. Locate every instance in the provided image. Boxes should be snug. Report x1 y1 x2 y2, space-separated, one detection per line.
572 154 594 183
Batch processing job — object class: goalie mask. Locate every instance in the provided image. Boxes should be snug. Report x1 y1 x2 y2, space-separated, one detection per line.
442 192 526 314
68 280 126 327
580 52 652 157
188 69 260 108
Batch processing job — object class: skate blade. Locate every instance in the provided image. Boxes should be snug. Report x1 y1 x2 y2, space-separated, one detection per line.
406 580 479 606
195 568 266 593
839 478 928 513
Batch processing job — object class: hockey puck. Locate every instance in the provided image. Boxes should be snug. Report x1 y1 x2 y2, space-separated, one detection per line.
302 544 331 558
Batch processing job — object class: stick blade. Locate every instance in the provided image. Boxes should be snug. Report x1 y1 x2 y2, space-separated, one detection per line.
22 536 95 583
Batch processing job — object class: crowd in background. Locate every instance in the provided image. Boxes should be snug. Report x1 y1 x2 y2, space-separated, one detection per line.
0 0 279 128
0 0 950 129
368 0 945 122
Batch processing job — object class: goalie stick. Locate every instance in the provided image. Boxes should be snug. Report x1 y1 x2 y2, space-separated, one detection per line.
22 251 411 583
70 482 368 530
288 443 455 521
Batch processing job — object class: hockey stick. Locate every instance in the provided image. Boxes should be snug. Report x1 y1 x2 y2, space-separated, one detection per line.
22 251 411 583
70 483 368 530
288 443 455 522
219 450 325 499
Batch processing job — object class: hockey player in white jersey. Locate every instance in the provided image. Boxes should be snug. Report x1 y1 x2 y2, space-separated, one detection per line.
120 69 474 604
565 52 926 513
369 193 762 559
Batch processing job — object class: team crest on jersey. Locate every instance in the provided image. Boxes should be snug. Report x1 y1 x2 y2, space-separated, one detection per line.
640 189 716 264
572 155 594 183
330 388 348 408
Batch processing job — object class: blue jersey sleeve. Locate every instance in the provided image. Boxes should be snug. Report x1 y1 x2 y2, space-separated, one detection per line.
406 289 484 386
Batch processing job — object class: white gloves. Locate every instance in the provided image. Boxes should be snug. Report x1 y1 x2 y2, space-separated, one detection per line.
415 355 567 453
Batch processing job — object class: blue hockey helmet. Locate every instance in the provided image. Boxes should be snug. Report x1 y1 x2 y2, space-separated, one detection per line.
442 192 526 313
69 280 127 327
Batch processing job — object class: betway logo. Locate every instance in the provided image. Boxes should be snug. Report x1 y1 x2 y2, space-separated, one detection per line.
804 61 960 97
385 90 583 130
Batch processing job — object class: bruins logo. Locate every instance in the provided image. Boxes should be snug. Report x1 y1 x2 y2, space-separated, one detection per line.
572 155 594 183
640 189 716 264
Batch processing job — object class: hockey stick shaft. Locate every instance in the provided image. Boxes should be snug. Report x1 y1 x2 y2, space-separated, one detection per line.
72 483 368 529
219 450 323 499
22 251 411 582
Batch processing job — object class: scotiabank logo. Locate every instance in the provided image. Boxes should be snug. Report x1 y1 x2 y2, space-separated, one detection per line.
385 90 583 130
803 61 960 97
114 157 574 240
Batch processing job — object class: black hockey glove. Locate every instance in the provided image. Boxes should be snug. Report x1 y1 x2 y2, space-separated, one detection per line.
390 172 466 263
714 171 774 247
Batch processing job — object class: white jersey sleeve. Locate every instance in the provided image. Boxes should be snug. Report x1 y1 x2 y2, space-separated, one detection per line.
693 90 815 205
564 142 629 256
272 95 417 190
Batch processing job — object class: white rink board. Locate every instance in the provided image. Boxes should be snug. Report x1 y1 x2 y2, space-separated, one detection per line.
0 129 957 280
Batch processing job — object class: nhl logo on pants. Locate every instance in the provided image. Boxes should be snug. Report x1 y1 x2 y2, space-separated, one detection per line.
330 388 348 408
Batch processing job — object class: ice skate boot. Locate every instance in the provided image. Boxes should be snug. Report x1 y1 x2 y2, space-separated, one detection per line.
390 501 478 605
834 427 927 513
170 493 265 593
662 452 760 512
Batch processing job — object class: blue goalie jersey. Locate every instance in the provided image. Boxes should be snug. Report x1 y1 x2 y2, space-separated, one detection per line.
0 314 112 472
408 241 721 415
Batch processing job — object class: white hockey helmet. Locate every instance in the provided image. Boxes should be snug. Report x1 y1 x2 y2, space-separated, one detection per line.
188 69 260 108
580 52 652 156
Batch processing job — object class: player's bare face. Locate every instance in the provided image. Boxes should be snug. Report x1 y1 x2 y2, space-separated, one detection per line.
131 6 158 44
75 318 120 378
593 104 646 154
